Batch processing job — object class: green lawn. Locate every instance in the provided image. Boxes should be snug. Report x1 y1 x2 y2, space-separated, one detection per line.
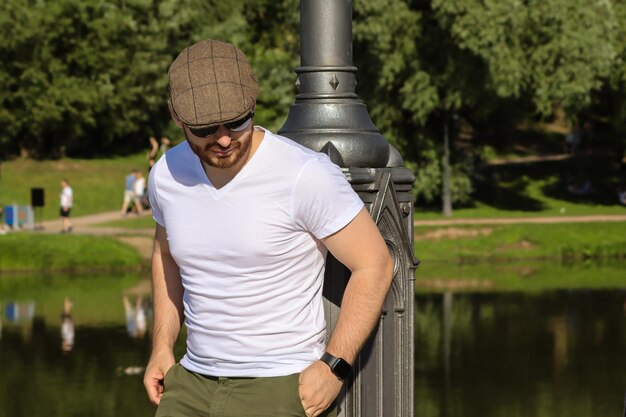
0 233 142 273
414 260 626 293
414 221 626 262
0 153 147 221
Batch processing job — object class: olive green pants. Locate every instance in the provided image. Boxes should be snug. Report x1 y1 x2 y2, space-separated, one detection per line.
155 363 338 417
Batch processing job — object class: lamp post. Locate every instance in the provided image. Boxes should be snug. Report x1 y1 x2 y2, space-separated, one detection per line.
279 1 418 416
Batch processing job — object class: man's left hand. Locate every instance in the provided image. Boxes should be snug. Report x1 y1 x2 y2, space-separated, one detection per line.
299 360 343 417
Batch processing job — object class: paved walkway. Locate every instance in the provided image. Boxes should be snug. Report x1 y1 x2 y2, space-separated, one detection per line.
43 210 626 231
28 210 626 259
414 214 626 227
38 210 154 235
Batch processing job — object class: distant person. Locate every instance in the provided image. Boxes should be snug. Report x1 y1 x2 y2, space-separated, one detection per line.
121 169 137 215
567 178 592 195
61 297 74 352
618 188 626 205
147 136 159 171
148 136 171 174
123 295 147 339
159 137 171 155
133 171 146 214
59 178 73 233
565 121 581 155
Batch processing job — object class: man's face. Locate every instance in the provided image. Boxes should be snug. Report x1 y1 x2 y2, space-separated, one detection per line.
185 123 253 170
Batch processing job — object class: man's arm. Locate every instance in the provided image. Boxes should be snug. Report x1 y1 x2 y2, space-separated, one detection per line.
143 224 184 406
299 208 394 417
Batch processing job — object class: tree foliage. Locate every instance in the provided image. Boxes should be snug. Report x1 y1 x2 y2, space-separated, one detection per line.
432 0 618 116
0 0 298 158
1 0 625 208
354 0 622 206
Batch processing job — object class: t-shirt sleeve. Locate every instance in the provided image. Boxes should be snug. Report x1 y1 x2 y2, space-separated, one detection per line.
148 168 165 227
292 155 364 239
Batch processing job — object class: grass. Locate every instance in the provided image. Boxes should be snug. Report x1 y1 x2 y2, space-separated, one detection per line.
0 233 142 273
416 143 626 219
415 260 626 293
0 153 147 221
414 221 626 263
414 216 626 294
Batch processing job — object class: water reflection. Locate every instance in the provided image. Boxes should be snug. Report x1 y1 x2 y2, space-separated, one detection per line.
0 273 157 417
415 289 626 417
124 295 148 339
61 297 74 352
1 267 625 417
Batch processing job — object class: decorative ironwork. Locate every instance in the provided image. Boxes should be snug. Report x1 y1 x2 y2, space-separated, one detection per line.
279 1 418 416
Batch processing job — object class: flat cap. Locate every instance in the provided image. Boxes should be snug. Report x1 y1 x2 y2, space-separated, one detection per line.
168 39 258 128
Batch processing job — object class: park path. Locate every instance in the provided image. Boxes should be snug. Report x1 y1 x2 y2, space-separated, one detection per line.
413 213 626 226
39 210 154 235
32 209 626 260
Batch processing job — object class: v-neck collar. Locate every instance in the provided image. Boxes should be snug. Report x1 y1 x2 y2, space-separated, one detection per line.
192 127 269 200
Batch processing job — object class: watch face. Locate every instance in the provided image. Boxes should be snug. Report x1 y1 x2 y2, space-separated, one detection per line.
334 358 352 379
321 352 352 380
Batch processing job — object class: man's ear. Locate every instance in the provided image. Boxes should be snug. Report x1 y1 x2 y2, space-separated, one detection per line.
168 99 184 129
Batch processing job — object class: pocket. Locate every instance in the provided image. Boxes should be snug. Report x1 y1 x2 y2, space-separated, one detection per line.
294 373 307 416
163 363 179 389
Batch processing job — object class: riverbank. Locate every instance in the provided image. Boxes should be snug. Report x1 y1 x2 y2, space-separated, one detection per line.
414 221 626 263
0 211 151 274
0 233 142 274
1 208 625 274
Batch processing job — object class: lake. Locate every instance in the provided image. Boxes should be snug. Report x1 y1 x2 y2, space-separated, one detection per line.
1 263 625 417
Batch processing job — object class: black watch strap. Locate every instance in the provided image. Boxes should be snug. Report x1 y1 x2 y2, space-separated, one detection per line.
320 352 352 380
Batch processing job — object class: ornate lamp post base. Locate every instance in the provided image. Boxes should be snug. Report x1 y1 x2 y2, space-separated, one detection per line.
279 1 418 416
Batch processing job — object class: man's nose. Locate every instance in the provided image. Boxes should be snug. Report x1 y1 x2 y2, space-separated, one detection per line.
215 126 232 147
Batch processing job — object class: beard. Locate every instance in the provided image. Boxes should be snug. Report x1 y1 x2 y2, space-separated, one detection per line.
188 132 252 169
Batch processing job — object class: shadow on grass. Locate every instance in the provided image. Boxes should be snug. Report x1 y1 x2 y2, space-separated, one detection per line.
542 179 620 206
540 154 623 207
473 152 624 210
474 174 545 211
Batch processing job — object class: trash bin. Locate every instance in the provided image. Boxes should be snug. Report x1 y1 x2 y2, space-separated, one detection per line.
3 205 14 226
3 205 34 229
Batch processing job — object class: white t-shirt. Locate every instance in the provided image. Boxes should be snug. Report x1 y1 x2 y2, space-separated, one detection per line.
134 177 146 196
148 127 363 377
60 186 73 208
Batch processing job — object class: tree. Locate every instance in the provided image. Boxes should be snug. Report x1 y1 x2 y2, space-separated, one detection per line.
1 0 169 157
0 0 302 158
354 0 620 212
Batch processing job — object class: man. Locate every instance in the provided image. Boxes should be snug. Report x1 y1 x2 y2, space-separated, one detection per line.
133 170 146 214
59 178 73 233
120 169 137 215
143 39 393 417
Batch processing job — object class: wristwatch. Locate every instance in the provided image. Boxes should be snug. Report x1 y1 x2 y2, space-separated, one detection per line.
320 352 352 380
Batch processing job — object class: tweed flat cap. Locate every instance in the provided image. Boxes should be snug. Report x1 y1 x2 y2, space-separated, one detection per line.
168 39 258 128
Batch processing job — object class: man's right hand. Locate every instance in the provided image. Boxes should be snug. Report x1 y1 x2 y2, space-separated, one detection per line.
143 349 175 405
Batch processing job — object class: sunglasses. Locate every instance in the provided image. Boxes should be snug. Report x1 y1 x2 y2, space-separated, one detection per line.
188 112 254 138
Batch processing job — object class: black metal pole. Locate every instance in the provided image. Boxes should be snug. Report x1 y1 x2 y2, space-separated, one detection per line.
279 0 394 168
279 2 417 417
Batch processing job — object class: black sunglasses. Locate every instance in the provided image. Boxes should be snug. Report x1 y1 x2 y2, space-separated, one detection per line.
188 112 254 138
